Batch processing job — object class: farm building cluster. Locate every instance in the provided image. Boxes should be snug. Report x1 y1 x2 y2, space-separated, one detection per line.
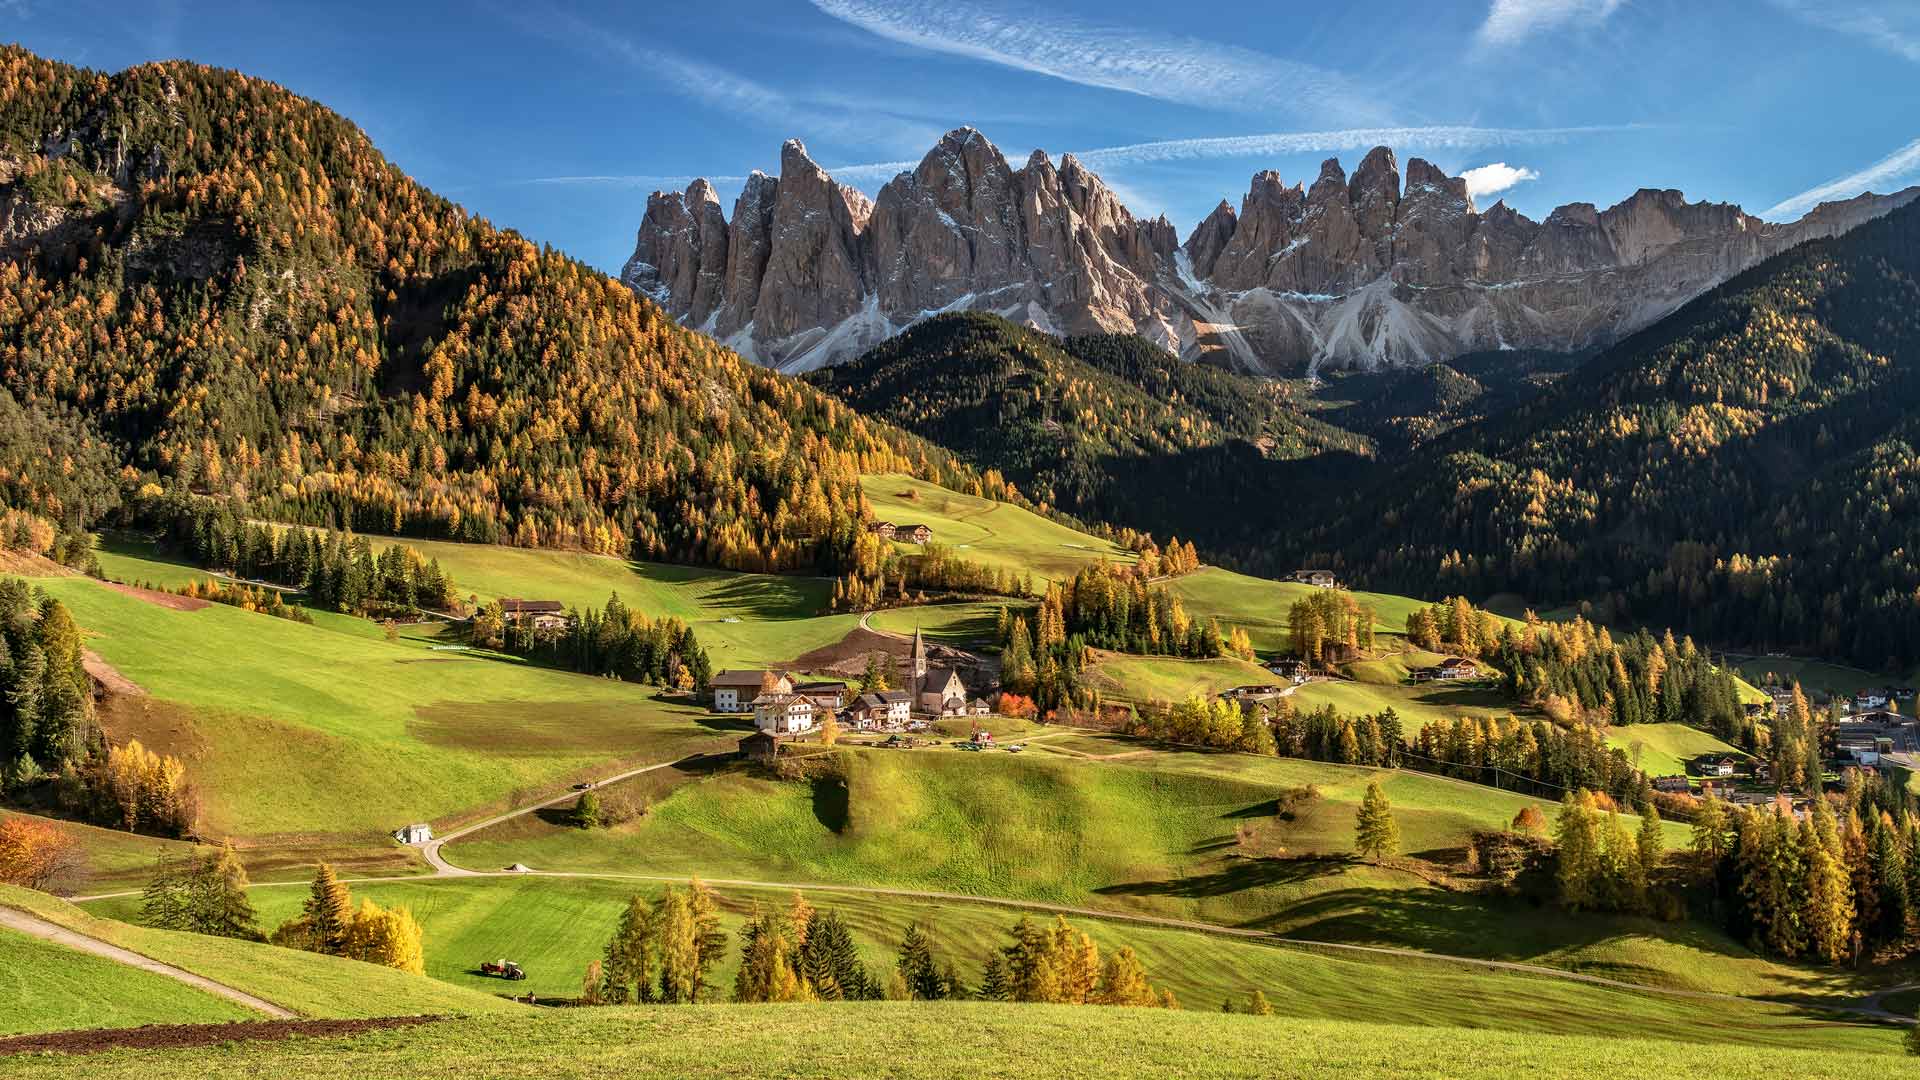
869 521 933 544
715 629 989 744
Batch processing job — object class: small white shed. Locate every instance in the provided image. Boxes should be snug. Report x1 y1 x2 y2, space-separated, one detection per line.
394 823 433 845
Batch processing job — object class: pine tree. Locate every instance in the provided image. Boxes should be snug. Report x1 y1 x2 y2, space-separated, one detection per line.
199 840 258 940
302 862 352 955
1555 791 1603 910
1803 799 1855 964
979 952 1009 1001
600 892 657 1004
1354 781 1399 863
1245 988 1274 1016
1637 805 1664 887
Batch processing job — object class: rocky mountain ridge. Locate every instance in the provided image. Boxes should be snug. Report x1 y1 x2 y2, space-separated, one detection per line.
624 128 1919 376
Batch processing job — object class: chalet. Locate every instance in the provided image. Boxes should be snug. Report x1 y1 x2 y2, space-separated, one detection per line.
850 690 912 728
1743 701 1769 719
1266 658 1309 684
393 823 433 845
1290 569 1337 589
1651 776 1691 795
752 693 816 734
1693 754 1738 778
894 523 933 544
739 730 787 763
794 681 850 711
1853 689 1892 712
967 698 992 717
1433 657 1479 680
498 598 570 632
869 521 897 540
712 669 793 713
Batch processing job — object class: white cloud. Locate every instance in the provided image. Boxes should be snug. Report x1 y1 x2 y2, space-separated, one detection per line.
1769 1 1920 62
1066 125 1634 170
1764 136 1920 219
1477 0 1625 47
1459 162 1541 198
808 0 1380 123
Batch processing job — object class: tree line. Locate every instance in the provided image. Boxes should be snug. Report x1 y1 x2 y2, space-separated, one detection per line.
471 592 710 691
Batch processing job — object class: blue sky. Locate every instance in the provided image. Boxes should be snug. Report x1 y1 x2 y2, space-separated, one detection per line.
11 0 1920 273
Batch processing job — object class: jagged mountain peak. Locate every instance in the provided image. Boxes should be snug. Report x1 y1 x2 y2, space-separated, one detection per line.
625 127 1920 376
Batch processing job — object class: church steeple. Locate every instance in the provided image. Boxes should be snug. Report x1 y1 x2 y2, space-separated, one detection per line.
910 625 928 690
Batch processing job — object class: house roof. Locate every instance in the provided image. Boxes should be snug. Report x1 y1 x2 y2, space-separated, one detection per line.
1438 657 1475 669
713 669 782 688
752 693 811 707
924 666 962 687
794 681 848 692
856 691 911 707
500 598 565 614
894 523 930 532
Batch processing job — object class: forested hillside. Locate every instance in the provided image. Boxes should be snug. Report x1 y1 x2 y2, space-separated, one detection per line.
809 313 1368 529
1294 199 1920 670
0 47 985 573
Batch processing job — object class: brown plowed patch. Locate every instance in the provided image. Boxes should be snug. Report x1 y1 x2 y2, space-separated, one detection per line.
0 1015 442 1056
101 580 209 611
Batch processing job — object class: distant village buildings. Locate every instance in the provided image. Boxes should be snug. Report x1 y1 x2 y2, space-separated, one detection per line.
1290 570 1337 589
712 669 792 713
498 598 570 631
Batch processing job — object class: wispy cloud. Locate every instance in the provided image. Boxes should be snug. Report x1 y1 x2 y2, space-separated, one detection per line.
1477 0 1625 47
1460 162 1541 197
1764 136 1920 219
1066 125 1638 170
514 7 937 156
1769 1 1920 62
808 0 1382 124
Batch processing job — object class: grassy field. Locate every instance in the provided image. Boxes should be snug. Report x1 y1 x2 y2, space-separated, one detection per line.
33 575 737 840
427 741 1884 1004
1731 655 1895 702
866 601 1020 647
5 1001 1906 1078
861 474 1134 582
1088 652 1283 703
1168 568 1445 655
1605 723 1744 779
73 874 1891 1052
1291 674 1518 728
0 885 515 1021
0 925 255 1034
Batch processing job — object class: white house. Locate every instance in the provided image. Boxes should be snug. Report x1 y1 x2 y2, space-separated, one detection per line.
852 690 911 728
713 669 791 713
394 823 433 845
1853 689 1891 712
753 693 816 734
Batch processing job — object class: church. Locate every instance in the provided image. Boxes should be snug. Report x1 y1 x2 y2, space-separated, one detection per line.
908 627 973 717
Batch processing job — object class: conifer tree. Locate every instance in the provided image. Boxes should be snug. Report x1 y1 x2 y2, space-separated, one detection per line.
302 862 352 955
1555 791 1603 910
601 892 657 1004
1354 781 1399 863
979 952 1009 1001
1803 799 1855 964
1637 805 1664 886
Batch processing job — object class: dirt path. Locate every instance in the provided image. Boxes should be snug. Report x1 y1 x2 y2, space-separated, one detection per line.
82 649 145 696
0 907 295 1019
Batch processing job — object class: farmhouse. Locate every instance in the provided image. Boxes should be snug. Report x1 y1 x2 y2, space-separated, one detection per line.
393 823 432 845
498 598 570 631
1651 776 1691 795
967 698 992 716
712 669 792 713
1853 689 1892 712
1433 657 1478 680
1693 754 1737 778
1266 658 1309 683
1290 569 1337 589
752 692 816 734
850 690 912 728
894 523 933 544
869 521 897 540
794 680 849 711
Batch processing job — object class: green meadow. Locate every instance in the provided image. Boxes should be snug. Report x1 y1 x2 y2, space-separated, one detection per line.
73 874 1891 1053
0 886 514 1021
1605 723 1744 779
5 1002 1905 1080
34 575 737 840
1089 652 1283 703
0 925 254 1035
861 473 1135 582
866 601 1019 646
1168 567 1440 655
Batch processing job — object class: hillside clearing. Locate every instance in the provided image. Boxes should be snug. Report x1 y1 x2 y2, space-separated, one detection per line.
860 474 1134 582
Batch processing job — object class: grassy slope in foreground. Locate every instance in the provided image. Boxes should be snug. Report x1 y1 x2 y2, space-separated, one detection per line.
35 575 732 838
3 1005 1904 1079
0 925 253 1035
861 473 1135 583
78 875 1887 1052
0 886 514 1020
442 745 1890 1002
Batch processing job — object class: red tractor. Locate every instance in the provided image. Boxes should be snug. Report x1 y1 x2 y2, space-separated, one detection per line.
480 959 526 981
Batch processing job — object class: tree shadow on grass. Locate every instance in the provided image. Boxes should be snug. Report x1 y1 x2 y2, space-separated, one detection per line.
697 576 827 621
1094 854 1359 900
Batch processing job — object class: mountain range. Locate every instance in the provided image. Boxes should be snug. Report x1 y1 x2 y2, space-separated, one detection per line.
625 128 1919 376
